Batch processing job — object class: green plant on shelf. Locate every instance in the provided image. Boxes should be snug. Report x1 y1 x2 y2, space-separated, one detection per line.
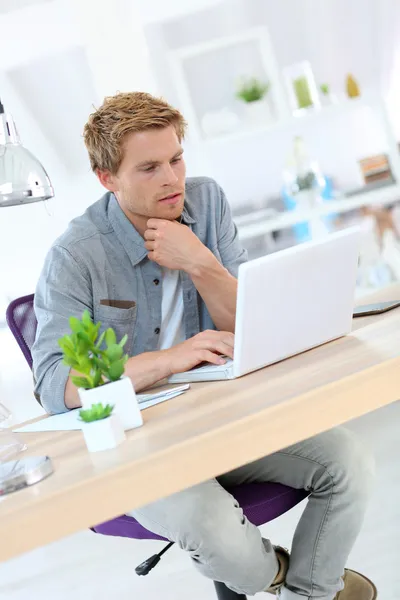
295 171 317 192
58 310 128 390
319 83 330 96
236 77 270 103
79 403 114 423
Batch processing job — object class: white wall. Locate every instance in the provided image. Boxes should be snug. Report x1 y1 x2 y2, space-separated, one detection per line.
136 0 223 24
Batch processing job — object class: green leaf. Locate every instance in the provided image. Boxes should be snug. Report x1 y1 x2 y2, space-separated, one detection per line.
93 368 102 388
59 345 76 360
62 356 80 369
76 357 92 374
118 334 128 349
320 83 330 95
71 375 92 389
93 321 102 338
79 403 114 422
69 332 79 348
82 310 93 328
86 322 99 344
77 331 92 344
107 359 125 381
77 338 90 355
104 343 123 362
69 316 83 334
95 331 106 349
58 335 74 350
105 328 117 347
92 355 109 371
236 77 270 103
92 353 106 365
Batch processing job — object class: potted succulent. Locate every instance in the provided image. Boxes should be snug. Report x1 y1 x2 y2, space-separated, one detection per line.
79 402 126 452
236 77 272 126
58 311 143 436
319 83 336 106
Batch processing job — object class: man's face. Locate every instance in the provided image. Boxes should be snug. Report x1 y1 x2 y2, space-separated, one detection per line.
100 125 186 228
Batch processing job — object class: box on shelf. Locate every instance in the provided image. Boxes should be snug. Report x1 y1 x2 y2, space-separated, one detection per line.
359 154 394 185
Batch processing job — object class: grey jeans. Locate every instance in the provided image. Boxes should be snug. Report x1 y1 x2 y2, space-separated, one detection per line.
129 427 375 599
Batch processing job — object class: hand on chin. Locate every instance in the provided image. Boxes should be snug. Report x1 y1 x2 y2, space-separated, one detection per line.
144 218 205 273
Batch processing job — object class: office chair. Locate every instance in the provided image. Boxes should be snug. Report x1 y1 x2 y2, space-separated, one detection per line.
7 294 308 600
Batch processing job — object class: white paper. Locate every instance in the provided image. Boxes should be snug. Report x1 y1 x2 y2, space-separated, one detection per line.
14 385 190 433
137 384 189 405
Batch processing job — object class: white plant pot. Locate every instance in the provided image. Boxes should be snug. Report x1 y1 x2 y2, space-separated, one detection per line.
320 93 337 107
81 414 126 453
244 98 273 127
78 377 143 431
201 107 240 137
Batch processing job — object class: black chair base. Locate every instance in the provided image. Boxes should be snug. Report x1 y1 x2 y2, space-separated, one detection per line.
214 581 247 599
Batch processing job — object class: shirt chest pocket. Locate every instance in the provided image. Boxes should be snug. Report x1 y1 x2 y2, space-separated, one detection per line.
94 302 137 356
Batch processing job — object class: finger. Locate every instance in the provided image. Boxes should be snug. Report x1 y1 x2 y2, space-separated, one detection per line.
219 332 235 348
195 339 233 359
147 218 166 230
212 341 234 359
203 330 235 348
144 241 156 251
144 229 158 241
197 350 226 366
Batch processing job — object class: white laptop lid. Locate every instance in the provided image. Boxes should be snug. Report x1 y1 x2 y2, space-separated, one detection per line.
233 227 360 378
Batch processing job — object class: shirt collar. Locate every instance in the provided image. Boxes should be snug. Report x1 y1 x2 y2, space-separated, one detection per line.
180 204 196 225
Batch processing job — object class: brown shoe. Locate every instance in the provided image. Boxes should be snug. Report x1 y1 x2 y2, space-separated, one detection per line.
264 546 290 594
335 569 377 599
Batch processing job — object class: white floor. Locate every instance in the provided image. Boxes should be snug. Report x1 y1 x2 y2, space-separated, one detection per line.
0 327 399 599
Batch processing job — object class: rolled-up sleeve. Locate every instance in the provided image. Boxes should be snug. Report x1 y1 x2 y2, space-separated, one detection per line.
216 186 248 277
32 245 92 414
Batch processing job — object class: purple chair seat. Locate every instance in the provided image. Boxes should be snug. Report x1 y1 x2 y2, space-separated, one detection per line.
93 483 307 540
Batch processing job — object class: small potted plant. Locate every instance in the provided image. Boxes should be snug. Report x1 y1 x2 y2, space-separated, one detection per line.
236 77 272 126
58 311 143 435
319 83 336 106
79 402 126 452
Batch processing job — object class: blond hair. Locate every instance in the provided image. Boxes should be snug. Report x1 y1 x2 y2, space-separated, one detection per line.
83 92 187 174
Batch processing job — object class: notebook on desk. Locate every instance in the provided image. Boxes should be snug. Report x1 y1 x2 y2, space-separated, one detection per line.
14 385 190 433
169 228 361 383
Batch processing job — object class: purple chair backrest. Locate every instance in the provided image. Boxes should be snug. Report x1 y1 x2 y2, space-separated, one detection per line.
6 294 36 370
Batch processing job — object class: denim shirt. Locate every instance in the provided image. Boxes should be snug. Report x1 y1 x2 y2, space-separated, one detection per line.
32 176 247 414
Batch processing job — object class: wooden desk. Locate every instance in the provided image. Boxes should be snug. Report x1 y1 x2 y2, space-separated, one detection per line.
1 286 399 562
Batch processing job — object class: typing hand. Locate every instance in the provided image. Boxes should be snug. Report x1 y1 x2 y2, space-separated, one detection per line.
164 330 234 375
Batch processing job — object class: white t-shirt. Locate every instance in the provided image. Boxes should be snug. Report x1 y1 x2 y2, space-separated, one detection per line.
158 267 185 350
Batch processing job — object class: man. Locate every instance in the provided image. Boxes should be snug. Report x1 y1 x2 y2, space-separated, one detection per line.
33 92 376 599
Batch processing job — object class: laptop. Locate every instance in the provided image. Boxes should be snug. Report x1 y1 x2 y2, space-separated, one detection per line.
169 227 360 383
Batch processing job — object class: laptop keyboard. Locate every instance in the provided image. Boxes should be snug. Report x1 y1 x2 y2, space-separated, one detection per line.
191 358 234 373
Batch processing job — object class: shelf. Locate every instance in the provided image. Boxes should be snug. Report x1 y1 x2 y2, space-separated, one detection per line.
236 183 400 241
200 94 374 146
172 26 272 60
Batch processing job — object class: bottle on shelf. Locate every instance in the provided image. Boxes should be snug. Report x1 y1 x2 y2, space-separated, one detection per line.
346 74 361 98
283 137 329 240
